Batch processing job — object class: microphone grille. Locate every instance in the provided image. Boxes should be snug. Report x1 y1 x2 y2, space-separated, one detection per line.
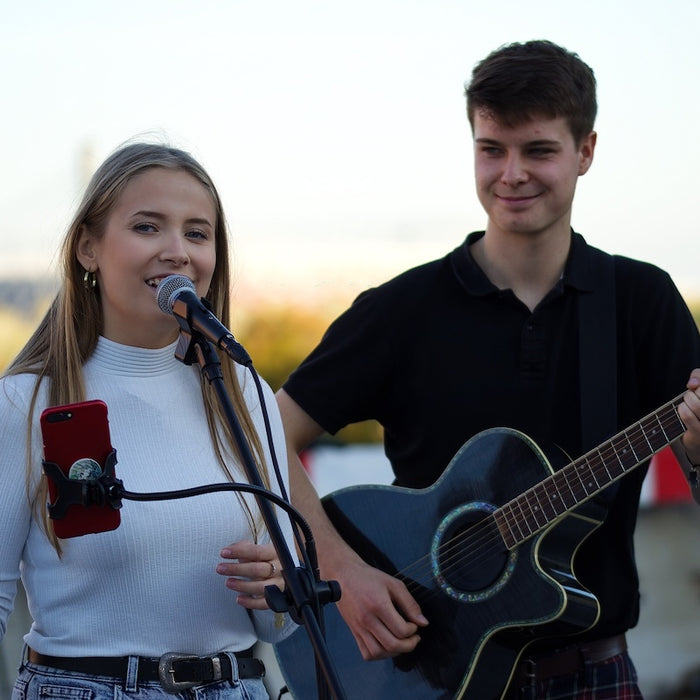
156 275 196 315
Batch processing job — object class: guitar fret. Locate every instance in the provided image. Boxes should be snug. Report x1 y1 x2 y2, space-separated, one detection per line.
521 488 547 532
553 470 577 510
662 403 686 442
494 508 515 548
500 501 524 546
509 499 532 546
511 499 531 540
647 411 676 451
651 412 669 446
532 483 558 521
597 444 621 484
584 452 603 491
639 422 655 456
621 430 641 465
609 435 633 475
517 500 537 534
547 478 567 517
570 460 589 499
581 465 598 494
500 499 534 546
595 448 615 481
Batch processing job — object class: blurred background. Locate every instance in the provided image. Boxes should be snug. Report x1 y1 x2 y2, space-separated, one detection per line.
1 0 699 697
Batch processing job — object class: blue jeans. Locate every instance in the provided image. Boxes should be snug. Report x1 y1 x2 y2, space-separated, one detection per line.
11 656 269 700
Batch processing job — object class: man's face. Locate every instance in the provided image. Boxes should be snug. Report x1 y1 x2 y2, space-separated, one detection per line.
473 112 596 239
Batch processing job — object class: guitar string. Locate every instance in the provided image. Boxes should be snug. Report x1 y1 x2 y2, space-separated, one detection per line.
390 403 685 602
400 406 683 597
397 406 683 599
493 403 683 547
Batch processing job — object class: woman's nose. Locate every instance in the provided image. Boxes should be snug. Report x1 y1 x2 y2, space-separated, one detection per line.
159 234 190 266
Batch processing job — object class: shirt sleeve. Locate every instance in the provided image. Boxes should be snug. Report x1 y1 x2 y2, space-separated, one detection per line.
282 288 397 435
0 376 41 640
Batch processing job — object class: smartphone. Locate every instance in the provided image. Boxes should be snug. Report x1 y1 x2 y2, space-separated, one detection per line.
40 399 121 538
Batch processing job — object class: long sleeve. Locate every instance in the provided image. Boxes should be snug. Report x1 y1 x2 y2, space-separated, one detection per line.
0 374 42 640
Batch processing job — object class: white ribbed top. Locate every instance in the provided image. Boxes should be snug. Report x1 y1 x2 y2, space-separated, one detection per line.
0 337 296 656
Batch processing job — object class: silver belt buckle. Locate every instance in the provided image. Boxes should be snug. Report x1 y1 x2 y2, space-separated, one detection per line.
158 652 222 694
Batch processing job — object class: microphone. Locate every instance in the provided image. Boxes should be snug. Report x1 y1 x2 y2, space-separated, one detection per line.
156 275 252 366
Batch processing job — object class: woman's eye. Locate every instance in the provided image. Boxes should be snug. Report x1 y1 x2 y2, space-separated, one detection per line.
186 229 208 240
134 222 157 233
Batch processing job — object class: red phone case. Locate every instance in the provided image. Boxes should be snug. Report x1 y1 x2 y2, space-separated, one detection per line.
40 400 121 538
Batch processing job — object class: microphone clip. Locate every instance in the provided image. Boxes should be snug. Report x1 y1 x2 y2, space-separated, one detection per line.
43 449 124 520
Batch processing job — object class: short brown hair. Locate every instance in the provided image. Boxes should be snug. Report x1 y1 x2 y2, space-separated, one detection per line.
465 40 597 145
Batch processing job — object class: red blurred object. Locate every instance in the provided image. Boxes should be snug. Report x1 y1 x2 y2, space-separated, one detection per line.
647 447 691 505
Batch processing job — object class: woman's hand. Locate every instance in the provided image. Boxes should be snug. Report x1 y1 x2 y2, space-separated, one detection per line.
216 540 284 610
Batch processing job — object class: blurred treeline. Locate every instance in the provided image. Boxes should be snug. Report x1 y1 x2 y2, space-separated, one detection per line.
2 293 700 446
0 289 382 443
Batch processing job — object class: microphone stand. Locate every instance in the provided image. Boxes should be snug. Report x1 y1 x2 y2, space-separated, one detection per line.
174 328 347 700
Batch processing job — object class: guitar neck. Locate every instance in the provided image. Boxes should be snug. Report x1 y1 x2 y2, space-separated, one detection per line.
496 393 687 548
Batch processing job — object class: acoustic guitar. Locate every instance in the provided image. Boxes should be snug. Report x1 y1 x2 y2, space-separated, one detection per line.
275 393 687 699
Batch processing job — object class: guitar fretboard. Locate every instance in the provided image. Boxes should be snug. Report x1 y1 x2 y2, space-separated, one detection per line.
495 394 687 549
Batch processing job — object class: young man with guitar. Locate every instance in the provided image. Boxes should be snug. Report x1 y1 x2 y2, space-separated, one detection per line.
275 40 700 699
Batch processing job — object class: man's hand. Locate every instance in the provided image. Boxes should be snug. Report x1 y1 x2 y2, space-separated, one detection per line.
332 556 429 660
679 369 700 464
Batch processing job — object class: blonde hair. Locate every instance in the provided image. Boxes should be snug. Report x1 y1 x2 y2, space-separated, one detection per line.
6 142 270 550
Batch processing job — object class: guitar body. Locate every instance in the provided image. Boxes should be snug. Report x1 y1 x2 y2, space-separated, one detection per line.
275 428 606 699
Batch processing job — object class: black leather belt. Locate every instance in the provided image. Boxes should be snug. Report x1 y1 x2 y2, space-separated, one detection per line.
518 633 627 684
28 647 265 693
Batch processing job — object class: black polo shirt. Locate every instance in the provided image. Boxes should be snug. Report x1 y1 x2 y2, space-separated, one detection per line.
284 230 700 640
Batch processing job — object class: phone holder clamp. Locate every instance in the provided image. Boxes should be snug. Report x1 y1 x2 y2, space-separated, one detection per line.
42 449 124 520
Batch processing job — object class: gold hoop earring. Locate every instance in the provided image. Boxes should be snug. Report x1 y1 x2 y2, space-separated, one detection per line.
83 270 97 290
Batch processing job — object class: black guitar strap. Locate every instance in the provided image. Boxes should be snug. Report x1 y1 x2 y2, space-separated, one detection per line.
578 245 618 507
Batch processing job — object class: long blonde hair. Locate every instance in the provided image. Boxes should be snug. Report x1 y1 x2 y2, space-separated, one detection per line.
6 142 270 549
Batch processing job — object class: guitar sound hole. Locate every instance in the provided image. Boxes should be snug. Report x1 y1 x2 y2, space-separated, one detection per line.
432 503 514 602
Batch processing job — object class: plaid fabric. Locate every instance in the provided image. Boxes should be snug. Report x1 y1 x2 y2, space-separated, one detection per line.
508 651 643 699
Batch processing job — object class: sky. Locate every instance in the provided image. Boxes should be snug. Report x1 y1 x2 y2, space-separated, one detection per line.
2 0 699 303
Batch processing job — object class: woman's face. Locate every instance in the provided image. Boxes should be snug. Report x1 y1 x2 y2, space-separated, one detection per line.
77 167 218 348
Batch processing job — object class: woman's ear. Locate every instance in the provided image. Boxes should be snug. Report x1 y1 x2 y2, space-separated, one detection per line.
76 226 97 271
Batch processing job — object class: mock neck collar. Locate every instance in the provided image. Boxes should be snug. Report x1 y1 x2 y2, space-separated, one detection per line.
87 336 182 376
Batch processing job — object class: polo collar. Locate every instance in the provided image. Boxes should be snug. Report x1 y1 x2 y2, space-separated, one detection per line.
450 229 597 296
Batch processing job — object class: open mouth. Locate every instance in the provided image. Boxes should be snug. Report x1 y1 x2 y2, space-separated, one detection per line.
146 276 192 289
